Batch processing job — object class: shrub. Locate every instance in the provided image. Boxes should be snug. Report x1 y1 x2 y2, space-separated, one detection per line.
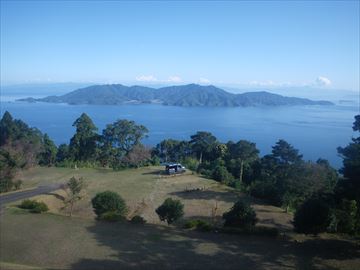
196 220 212 232
184 219 212 232
19 199 38 209
249 180 281 205
91 191 128 219
100 211 125 222
130 215 146 224
30 202 49 213
181 157 199 172
293 197 330 235
19 199 48 213
212 165 234 184
156 198 184 225
223 200 257 228
334 199 358 234
184 220 199 229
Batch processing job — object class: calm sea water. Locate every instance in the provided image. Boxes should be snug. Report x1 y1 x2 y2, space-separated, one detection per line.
1 99 358 168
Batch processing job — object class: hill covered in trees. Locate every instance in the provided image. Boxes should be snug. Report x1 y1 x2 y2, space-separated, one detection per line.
19 84 333 107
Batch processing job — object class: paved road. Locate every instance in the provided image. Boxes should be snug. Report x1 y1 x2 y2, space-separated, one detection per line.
0 183 63 208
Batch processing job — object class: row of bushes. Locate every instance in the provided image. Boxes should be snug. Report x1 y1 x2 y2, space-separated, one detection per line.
90 191 277 236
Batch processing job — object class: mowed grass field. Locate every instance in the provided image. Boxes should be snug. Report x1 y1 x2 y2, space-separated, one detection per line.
1 166 360 269
13 166 293 227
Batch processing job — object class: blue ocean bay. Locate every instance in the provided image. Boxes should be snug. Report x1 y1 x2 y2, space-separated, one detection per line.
1 99 357 168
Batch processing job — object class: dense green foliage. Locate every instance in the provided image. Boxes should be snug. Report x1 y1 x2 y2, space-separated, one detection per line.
91 191 128 219
156 198 184 225
293 115 360 235
293 196 331 235
184 219 213 232
39 134 58 166
69 113 98 162
223 200 257 228
19 199 49 213
0 111 54 192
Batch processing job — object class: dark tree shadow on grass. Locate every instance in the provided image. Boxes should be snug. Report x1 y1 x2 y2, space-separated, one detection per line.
169 190 242 203
70 220 359 270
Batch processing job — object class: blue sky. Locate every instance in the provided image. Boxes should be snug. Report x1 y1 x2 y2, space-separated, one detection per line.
1 1 359 90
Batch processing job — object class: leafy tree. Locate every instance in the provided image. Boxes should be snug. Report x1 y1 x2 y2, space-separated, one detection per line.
101 119 148 165
156 198 184 225
0 111 15 145
154 139 179 162
353 115 360 132
91 191 128 219
0 149 19 192
153 139 191 162
271 139 303 165
336 115 360 203
334 115 360 233
212 165 234 184
56 144 70 163
122 144 151 168
69 113 98 162
39 134 57 166
189 131 217 163
334 199 358 234
227 140 259 183
223 200 257 228
211 143 228 160
0 112 44 168
293 197 330 235
0 113 45 192
63 177 87 216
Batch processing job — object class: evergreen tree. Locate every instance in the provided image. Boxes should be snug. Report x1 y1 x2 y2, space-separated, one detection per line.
227 140 259 183
189 131 217 163
69 113 98 161
39 134 57 166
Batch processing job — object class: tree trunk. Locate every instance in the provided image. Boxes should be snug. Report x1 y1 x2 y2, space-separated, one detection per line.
239 160 244 183
199 152 203 164
69 201 74 217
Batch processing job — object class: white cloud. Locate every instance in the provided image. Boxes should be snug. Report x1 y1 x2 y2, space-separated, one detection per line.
199 77 211 84
249 80 277 86
136 75 158 82
167 76 182 83
315 76 332 86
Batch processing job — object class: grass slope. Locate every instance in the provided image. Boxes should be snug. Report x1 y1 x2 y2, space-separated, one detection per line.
1 208 359 270
16 166 293 228
2 166 359 269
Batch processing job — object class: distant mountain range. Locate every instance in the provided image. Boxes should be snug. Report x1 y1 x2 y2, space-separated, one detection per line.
18 84 333 107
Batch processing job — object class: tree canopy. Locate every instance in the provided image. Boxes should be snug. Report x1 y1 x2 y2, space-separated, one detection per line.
69 113 98 161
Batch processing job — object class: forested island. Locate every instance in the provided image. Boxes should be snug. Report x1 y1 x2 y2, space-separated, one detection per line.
18 84 334 107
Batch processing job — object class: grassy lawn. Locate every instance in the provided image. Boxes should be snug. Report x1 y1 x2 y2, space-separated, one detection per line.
14 166 293 228
2 166 359 269
1 208 359 270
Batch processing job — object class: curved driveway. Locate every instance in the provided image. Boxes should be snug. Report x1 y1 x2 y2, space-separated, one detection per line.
0 183 62 208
